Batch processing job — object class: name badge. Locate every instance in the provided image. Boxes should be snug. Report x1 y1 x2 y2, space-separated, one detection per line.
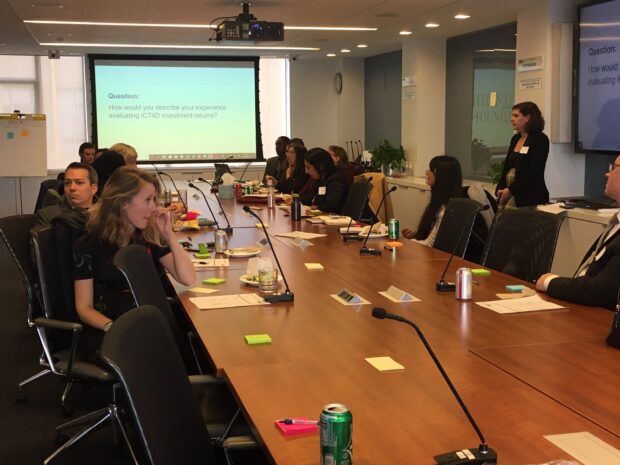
519 146 529 154
318 186 327 195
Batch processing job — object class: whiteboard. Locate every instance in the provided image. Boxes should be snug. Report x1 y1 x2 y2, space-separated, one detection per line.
0 114 47 177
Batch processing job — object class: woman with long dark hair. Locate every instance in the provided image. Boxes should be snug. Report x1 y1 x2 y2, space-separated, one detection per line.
403 156 463 246
303 147 349 214
496 101 549 207
328 145 354 187
273 143 309 194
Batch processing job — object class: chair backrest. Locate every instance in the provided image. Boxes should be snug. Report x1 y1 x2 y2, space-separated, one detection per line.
34 179 63 212
0 214 40 324
481 209 565 282
340 180 372 221
433 198 482 258
100 306 215 465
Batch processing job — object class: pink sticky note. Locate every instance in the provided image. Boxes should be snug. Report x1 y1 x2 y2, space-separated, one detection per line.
274 417 319 436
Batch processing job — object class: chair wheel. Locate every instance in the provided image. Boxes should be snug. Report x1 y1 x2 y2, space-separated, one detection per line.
16 391 27 403
54 433 69 447
61 404 73 417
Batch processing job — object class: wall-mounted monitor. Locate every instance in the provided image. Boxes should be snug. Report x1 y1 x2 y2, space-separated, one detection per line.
89 55 263 163
575 0 620 154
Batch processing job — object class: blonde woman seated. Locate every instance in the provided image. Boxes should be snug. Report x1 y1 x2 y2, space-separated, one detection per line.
73 167 195 360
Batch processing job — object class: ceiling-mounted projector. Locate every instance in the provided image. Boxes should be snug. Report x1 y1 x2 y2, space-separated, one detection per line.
216 2 284 43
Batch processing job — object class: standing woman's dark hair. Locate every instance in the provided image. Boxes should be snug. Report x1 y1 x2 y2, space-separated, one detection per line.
91 150 126 198
305 148 338 180
512 101 545 133
414 156 463 241
289 144 308 179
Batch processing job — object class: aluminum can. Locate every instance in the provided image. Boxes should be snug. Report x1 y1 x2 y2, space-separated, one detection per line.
291 194 301 221
455 267 472 300
244 185 253 195
267 191 275 209
388 218 399 240
320 403 352 465
214 230 228 253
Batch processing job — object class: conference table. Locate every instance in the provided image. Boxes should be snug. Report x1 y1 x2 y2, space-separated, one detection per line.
175 198 620 465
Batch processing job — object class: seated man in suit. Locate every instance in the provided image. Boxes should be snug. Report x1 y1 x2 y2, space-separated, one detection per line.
263 136 290 183
536 154 620 310
34 162 98 229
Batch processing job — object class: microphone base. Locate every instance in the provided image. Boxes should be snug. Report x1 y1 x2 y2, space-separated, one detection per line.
360 247 382 256
265 291 294 303
606 313 620 349
434 447 497 464
223 226 233 234
436 280 456 292
342 234 362 242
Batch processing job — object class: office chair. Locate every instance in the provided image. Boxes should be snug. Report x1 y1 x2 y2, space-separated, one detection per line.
100 306 262 465
0 214 53 402
433 198 482 258
481 208 565 282
340 179 372 221
34 179 63 212
31 226 138 464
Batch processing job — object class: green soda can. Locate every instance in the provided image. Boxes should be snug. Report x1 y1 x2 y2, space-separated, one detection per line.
388 218 399 240
320 403 352 465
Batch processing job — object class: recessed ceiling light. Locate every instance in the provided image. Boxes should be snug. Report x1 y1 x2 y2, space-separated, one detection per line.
341 49 351 53
454 14 470 20
425 22 439 28
357 44 368 48
39 42 321 51
30 2 64 8
327 53 336 57
399 30 413 36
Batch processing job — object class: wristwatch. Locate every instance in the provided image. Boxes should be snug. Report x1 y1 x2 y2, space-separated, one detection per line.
103 321 113 332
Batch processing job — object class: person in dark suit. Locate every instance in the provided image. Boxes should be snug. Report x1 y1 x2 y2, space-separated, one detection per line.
496 101 549 207
536 155 620 310
304 147 348 214
263 136 290 183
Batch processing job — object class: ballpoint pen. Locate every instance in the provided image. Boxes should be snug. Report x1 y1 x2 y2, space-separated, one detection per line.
277 419 318 425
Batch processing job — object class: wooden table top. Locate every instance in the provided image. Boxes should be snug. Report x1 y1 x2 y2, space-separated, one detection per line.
175 198 620 464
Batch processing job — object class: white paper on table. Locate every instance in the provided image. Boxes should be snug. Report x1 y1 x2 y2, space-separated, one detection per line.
192 258 230 268
544 432 620 465
274 231 327 240
189 293 269 310
476 294 565 314
378 285 420 303
536 203 569 215
319 215 353 226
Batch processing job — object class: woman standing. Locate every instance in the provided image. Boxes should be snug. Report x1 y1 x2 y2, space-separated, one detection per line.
496 101 549 207
73 167 195 359
402 156 463 247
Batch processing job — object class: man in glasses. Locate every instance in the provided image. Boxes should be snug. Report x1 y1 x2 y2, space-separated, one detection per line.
536 155 620 310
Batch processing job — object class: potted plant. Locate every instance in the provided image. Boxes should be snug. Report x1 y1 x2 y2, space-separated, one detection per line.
370 139 406 176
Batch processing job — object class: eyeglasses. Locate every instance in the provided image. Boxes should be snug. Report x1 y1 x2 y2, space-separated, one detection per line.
609 163 620 173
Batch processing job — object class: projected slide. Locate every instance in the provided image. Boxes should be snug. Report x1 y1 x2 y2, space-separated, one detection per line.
91 57 261 162
578 0 620 152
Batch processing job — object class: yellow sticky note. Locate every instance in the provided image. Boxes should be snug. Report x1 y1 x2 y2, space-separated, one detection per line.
189 287 219 294
256 223 269 229
489 92 497 107
305 263 324 270
365 356 404 371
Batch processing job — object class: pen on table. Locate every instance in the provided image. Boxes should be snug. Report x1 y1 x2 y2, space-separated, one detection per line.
472 280 480 285
277 419 318 425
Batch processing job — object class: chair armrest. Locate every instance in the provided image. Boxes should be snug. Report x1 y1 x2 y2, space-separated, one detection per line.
222 435 258 450
189 374 226 385
33 317 82 332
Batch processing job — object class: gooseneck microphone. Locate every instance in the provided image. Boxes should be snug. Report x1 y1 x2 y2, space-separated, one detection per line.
158 171 188 213
238 160 254 182
151 163 171 207
198 177 233 233
371 307 497 464
360 185 397 256
436 204 490 292
188 182 220 230
607 285 620 349
342 176 373 242
242 205 294 303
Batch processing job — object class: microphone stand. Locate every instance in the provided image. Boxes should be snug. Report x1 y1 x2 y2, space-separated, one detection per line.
159 171 188 213
242 205 294 303
372 307 497 465
151 163 171 207
238 160 254 182
198 177 233 233
188 182 220 230
436 204 489 292
360 185 397 256
342 176 373 242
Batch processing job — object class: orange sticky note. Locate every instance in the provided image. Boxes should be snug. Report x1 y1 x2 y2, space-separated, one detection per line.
385 241 403 248
21 130 28 137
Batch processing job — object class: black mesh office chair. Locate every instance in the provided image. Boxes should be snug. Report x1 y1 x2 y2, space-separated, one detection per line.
341 180 372 221
481 208 565 282
0 214 53 401
100 306 262 465
433 198 482 258
32 226 137 465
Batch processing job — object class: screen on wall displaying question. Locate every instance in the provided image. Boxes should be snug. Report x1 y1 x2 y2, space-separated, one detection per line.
89 55 263 163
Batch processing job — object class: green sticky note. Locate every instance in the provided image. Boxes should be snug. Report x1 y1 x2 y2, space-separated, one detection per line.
198 243 210 254
505 284 524 292
202 277 226 285
194 252 211 259
471 268 491 276
244 334 272 345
